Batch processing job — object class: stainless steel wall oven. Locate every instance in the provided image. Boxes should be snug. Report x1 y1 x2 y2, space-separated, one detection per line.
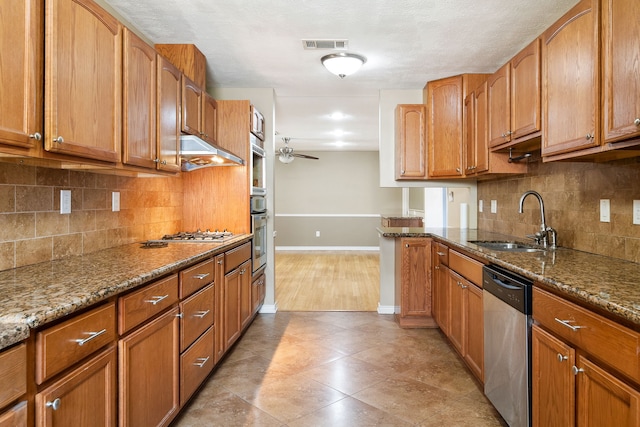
250 134 266 196
250 196 267 273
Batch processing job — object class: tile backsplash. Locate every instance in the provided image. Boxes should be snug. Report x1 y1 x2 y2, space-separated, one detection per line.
478 157 640 263
0 162 183 271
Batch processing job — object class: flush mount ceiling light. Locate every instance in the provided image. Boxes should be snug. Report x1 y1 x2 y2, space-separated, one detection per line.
321 53 367 79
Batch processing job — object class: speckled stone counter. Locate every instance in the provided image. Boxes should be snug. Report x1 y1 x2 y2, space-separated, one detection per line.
379 227 640 329
0 235 251 351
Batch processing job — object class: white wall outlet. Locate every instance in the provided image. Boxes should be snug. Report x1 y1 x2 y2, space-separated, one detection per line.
60 190 71 214
315 231 320 237
112 192 120 212
600 199 611 222
633 200 640 225
490 200 497 214
478 200 483 213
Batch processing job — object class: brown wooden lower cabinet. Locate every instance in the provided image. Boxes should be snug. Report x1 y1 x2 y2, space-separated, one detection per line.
224 260 251 349
118 307 180 427
180 326 215 406
395 237 436 328
35 347 116 427
0 401 27 427
464 281 483 382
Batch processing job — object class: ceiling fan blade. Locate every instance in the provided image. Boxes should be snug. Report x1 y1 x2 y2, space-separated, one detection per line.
292 153 319 160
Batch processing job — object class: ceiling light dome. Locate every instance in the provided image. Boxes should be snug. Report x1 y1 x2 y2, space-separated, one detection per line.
321 53 367 78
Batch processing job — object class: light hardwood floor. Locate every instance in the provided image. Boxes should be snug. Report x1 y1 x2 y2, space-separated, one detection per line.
275 251 380 311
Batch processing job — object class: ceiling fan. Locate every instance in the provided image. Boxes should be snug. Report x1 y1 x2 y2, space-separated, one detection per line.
277 137 319 163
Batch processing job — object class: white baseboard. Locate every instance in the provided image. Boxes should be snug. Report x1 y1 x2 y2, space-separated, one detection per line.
377 304 395 315
276 246 379 251
258 303 278 314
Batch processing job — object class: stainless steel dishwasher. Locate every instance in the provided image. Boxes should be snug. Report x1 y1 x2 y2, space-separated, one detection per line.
483 264 532 427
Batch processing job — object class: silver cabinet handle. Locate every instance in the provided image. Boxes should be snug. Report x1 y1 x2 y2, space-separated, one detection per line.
456 168 461 173
240 269 246 275
585 133 594 140
572 366 584 375
434 265 440 270
161 160 167 165
53 136 64 143
74 329 107 346
193 356 210 368
175 313 184 318
145 294 169 305
400 169 405 175
437 252 446 256
217 259 223 265
153 158 160 163
405 244 409 248
193 273 210 280
457 281 468 289
554 318 583 331
634 118 640 126
193 310 210 319
29 132 42 140
46 398 61 411
557 353 568 362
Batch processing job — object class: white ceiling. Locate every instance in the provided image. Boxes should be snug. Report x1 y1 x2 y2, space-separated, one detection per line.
105 0 579 152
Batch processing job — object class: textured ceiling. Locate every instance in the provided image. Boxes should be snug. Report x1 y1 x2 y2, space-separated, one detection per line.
105 0 579 151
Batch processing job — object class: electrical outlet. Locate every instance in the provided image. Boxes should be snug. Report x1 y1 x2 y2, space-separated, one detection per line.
112 192 120 212
315 231 320 237
600 199 610 222
60 190 71 214
478 200 483 213
490 200 497 214
633 200 640 225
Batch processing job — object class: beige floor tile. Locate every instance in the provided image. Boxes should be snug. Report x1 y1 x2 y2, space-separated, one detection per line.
301 356 388 395
416 395 507 426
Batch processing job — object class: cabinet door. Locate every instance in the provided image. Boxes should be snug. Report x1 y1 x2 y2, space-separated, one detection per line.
531 325 575 427
239 260 252 330
463 93 476 175
576 354 640 426
119 308 180 427
181 75 202 136
224 266 242 349
427 76 464 177
511 38 541 140
447 270 466 355
45 0 121 162
542 0 599 157
488 63 511 147
214 254 225 362
122 28 156 169
201 94 218 145
252 272 265 315
395 104 427 180
156 55 181 172
399 238 432 318
35 347 116 427
0 0 43 152
602 0 640 143
464 283 483 382
474 82 489 174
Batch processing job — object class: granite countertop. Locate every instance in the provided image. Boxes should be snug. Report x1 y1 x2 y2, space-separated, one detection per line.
0 235 251 350
379 227 640 329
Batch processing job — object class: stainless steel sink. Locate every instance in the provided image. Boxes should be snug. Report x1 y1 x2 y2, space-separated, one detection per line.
469 240 545 252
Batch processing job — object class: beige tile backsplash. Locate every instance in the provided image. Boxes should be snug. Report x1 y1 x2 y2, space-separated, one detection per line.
478 157 640 263
0 162 183 271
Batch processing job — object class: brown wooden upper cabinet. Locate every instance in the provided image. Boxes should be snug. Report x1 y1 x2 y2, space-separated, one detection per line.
488 38 541 150
181 75 203 137
395 104 427 180
602 0 640 144
45 0 122 163
0 0 43 155
156 55 182 172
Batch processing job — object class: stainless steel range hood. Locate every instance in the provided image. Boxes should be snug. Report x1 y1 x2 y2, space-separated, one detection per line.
180 134 244 171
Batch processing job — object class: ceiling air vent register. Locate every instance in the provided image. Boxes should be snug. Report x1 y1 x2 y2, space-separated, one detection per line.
302 39 348 50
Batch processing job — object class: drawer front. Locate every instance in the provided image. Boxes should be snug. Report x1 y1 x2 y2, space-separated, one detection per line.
0 401 27 427
180 259 214 299
119 274 179 335
180 325 214 406
449 250 483 286
36 302 116 384
225 242 251 274
0 344 26 408
435 242 449 266
533 287 640 382
180 284 214 352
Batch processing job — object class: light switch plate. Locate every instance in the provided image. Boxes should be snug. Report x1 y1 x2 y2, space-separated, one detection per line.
491 200 497 214
633 200 640 225
112 192 120 212
478 200 483 213
600 199 610 222
60 190 71 214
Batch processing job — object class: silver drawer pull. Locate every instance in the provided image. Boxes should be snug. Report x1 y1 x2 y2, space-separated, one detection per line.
634 118 640 126
572 366 584 375
175 313 184 318
29 132 42 141
437 252 446 256
193 310 210 318
193 356 210 368
240 269 246 275
557 353 568 362
74 329 106 346
554 318 584 332
145 295 169 305
46 398 61 410
193 273 210 280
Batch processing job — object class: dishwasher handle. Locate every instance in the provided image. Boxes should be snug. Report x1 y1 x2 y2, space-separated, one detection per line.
491 275 521 290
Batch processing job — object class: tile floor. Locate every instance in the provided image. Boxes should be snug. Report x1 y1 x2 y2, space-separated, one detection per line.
173 312 507 426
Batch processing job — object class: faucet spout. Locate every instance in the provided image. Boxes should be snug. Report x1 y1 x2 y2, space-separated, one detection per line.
519 190 546 232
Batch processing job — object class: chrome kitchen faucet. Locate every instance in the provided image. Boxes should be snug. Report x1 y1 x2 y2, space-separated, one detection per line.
518 190 557 249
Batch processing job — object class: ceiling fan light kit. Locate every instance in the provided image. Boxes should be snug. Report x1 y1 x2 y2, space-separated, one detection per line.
278 137 319 163
321 52 367 78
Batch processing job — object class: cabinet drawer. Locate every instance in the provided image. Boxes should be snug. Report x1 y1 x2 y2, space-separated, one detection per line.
449 250 484 286
0 344 26 408
119 274 179 335
36 303 116 384
180 259 214 299
434 243 449 266
180 284 214 352
0 401 27 427
225 242 251 274
533 287 640 382
180 325 214 406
